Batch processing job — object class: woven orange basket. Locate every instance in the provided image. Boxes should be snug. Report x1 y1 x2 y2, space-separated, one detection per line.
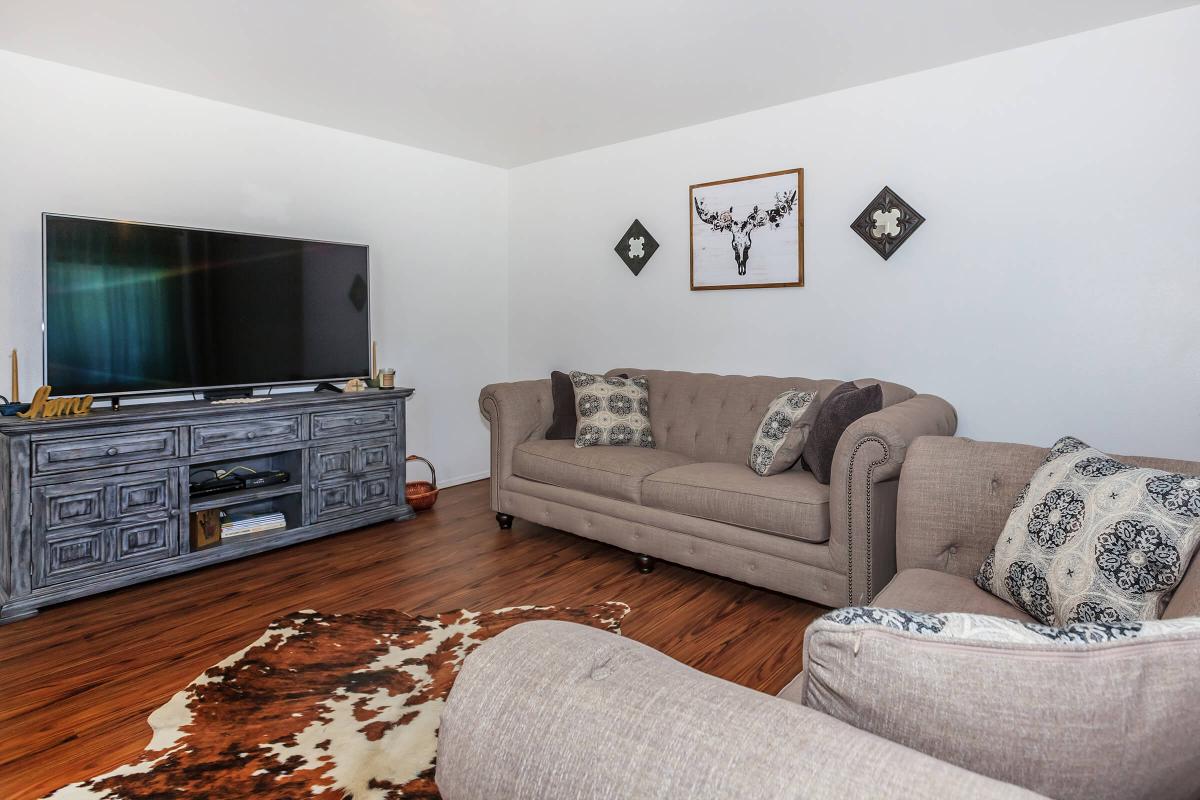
405 455 439 512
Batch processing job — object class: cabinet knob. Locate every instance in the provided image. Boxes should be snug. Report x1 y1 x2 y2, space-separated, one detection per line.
353 418 362 425
170 509 180 518
247 432 257 439
106 447 119 456
310 482 318 490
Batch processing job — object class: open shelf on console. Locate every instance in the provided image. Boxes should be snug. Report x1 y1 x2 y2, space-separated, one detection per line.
188 493 304 554
190 483 303 512
188 450 302 510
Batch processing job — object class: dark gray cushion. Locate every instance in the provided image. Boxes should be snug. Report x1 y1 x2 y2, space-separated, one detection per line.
802 382 883 485
547 371 626 440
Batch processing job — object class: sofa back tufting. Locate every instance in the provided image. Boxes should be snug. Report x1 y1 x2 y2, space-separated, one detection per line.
895 436 1200 620
606 369 915 465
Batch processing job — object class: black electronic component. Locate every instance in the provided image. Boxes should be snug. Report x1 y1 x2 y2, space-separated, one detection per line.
241 470 290 489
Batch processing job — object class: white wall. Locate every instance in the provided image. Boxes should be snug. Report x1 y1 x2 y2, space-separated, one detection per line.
3 7 1197 479
0 49 508 485
508 8 1200 460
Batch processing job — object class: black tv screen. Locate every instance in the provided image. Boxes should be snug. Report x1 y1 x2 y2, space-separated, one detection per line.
44 215 370 397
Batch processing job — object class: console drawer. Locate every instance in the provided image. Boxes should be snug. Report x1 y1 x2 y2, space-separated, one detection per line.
191 415 302 455
33 429 178 476
311 405 396 440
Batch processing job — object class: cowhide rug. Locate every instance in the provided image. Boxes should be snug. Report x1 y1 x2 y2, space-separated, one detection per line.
46 602 629 800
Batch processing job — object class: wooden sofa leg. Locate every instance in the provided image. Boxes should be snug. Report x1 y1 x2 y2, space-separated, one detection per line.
496 513 514 530
635 554 654 574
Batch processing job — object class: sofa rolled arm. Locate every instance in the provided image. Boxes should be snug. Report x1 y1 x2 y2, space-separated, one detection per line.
478 379 554 511
829 394 958 605
436 621 1040 800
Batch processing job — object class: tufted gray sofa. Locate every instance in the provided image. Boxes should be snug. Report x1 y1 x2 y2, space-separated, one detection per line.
479 369 957 606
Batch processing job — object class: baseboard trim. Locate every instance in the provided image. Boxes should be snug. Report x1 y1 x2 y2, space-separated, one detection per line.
438 470 490 488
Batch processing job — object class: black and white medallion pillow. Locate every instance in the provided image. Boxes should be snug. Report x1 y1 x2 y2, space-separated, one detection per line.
748 389 819 476
820 605 1200 645
975 436 1200 625
570 371 655 449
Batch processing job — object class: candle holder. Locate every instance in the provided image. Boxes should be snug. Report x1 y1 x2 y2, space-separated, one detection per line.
2 349 28 415
0 396 31 417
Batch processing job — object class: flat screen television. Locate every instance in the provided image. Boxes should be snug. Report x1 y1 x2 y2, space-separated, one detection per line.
43 214 370 397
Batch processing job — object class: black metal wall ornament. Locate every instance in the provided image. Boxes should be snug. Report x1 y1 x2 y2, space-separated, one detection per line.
613 219 659 276
850 187 925 260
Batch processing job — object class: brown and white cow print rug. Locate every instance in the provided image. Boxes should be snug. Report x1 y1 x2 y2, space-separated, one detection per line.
46 602 629 800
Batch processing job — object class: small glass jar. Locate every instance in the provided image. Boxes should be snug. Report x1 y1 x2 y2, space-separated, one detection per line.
379 368 396 390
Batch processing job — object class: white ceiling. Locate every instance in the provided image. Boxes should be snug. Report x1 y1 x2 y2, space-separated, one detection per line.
0 1 1195 167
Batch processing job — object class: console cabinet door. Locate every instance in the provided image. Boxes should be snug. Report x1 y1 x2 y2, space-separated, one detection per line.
37 528 111 586
114 473 173 518
356 440 395 474
358 474 396 508
307 437 397 524
311 444 355 483
38 483 107 531
31 470 181 588
114 519 175 564
313 480 358 521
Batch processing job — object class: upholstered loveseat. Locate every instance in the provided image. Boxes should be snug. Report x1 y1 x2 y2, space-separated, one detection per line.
479 369 957 607
435 436 1200 799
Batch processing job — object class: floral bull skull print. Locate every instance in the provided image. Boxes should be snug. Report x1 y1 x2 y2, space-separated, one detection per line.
694 190 798 275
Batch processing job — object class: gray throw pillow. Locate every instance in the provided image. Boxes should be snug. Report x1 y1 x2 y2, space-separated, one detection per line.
801 381 882 485
748 389 818 476
570 371 654 449
976 436 1200 624
801 606 1200 800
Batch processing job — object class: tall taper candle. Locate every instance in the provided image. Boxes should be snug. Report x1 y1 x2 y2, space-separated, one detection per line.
10 349 17 403
371 340 378 380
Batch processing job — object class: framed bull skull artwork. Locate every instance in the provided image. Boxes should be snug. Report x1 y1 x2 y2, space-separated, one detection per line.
690 168 803 290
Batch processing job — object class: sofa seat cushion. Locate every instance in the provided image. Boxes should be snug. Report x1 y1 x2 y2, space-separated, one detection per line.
642 462 830 543
512 440 694 503
873 568 1035 621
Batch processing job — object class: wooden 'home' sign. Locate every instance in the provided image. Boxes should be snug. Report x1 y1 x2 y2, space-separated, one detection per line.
18 386 95 420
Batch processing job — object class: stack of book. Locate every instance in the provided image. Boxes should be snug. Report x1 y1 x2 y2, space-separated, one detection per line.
220 511 287 538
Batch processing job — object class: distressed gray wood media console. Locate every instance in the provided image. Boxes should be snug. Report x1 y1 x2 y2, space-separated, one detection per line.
0 388 415 622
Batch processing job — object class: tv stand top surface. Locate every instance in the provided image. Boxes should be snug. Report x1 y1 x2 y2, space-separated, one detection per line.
0 387 413 435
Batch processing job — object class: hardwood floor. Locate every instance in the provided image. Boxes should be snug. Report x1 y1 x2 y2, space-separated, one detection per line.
0 479 827 799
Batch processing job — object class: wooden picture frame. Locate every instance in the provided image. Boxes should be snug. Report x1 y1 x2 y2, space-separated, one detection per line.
689 168 804 291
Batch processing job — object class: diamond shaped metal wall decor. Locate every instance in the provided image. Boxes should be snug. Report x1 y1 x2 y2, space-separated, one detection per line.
850 187 925 260
614 219 659 276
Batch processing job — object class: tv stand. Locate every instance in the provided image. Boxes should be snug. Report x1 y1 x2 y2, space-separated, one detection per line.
204 387 256 401
0 388 415 623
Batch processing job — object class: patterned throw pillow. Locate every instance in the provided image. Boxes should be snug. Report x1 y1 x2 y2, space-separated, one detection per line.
570 371 655 449
748 389 818 476
976 436 1200 625
802 606 1200 800
821 605 1200 645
